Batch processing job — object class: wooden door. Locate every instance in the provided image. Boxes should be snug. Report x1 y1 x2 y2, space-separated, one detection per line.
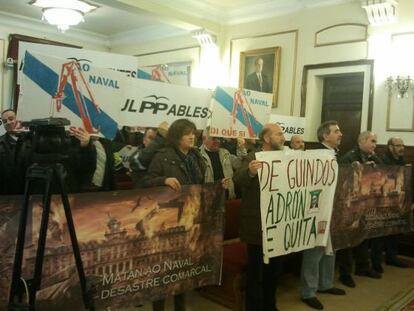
322 73 364 156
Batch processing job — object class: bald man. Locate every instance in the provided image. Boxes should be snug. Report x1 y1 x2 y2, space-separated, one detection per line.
234 123 285 311
290 135 305 150
0 110 20 194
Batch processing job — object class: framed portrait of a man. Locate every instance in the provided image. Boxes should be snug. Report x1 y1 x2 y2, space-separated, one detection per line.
239 47 281 108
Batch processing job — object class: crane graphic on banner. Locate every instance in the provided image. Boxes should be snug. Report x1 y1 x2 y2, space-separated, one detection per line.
53 60 100 134
151 65 171 83
231 89 258 138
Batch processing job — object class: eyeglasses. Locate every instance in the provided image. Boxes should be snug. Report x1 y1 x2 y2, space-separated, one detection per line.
391 144 404 147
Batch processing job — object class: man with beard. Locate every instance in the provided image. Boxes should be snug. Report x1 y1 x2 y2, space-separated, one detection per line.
301 121 346 310
234 123 285 311
370 137 408 270
339 131 383 281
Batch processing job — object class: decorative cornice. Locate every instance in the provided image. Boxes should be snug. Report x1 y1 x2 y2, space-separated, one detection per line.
109 24 189 46
153 0 356 26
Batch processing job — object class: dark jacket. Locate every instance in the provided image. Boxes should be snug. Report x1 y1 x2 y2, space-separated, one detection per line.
313 142 338 156
0 133 22 194
380 150 405 166
17 136 97 194
339 146 383 165
143 146 206 188
245 72 271 93
83 138 116 191
233 151 262 245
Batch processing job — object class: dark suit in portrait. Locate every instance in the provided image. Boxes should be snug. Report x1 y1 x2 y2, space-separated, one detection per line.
245 72 272 93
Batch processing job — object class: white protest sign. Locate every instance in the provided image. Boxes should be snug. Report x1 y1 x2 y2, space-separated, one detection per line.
269 114 306 140
256 149 338 259
18 42 139 85
120 77 211 129
18 52 211 139
208 87 272 139
18 51 125 139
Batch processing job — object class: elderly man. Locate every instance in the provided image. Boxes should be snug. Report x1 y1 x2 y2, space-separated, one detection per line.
290 134 305 150
339 131 383 280
0 110 21 194
245 57 272 93
234 123 285 311
301 121 345 310
199 130 236 199
370 137 408 270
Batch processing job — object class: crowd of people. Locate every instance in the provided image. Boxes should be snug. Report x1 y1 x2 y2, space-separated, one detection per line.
0 108 410 311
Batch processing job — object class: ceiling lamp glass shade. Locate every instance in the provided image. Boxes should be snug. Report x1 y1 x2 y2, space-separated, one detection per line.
30 0 97 32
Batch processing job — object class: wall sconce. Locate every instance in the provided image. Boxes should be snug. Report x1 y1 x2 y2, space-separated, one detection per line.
362 0 398 25
386 76 414 98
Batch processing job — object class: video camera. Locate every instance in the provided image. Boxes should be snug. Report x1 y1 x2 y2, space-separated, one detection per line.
20 117 72 163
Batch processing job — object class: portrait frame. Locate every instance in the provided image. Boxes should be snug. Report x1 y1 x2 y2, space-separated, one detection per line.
239 47 281 108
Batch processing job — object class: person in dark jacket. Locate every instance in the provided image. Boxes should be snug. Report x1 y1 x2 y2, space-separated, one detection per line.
300 121 345 310
370 137 408 269
233 123 285 311
82 135 116 192
143 118 229 311
0 109 22 194
339 131 383 281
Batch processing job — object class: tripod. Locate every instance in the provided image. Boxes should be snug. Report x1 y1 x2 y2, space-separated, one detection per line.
8 162 94 311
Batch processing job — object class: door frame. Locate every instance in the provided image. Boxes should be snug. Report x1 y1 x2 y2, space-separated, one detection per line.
301 60 374 140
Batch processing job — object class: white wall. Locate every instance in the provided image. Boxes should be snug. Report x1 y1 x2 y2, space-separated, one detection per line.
116 0 414 145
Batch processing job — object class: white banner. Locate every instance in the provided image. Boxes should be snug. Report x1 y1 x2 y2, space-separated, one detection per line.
255 149 338 259
120 76 211 129
208 87 272 139
18 42 139 85
138 63 191 86
18 52 210 139
269 114 306 140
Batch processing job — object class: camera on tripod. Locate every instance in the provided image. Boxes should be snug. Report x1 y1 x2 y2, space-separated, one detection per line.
8 117 95 311
20 117 72 164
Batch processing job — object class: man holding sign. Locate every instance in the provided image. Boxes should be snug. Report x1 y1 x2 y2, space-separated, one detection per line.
300 121 345 310
234 123 285 311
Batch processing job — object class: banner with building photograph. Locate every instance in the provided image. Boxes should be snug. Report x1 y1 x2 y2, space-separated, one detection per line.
0 184 224 310
18 52 211 139
208 86 272 139
256 149 338 259
331 164 413 250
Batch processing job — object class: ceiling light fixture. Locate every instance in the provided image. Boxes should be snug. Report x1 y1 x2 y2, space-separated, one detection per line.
30 0 97 32
361 0 398 26
192 29 217 47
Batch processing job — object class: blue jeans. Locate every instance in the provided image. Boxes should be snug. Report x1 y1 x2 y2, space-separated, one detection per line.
301 247 335 299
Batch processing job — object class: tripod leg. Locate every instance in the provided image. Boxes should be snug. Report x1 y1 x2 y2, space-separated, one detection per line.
29 167 53 305
55 164 94 311
8 175 34 304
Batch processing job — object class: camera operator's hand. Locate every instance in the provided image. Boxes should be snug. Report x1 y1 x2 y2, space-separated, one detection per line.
70 127 90 147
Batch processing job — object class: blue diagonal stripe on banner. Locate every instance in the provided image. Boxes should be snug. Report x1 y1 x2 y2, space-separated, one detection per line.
214 87 263 135
137 69 152 80
22 51 118 139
